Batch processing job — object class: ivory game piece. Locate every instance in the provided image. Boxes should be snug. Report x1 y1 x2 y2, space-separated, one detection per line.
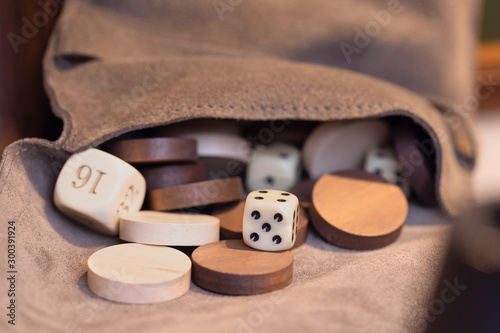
53 148 146 235
87 243 191 304
213 201 309 248
302 120 390 179
243 190 300 251
246 142 301 192
119 210 219 246
364 146 411 197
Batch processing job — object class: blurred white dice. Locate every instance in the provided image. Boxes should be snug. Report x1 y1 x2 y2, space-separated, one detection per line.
53 148 146 235
243 190 299 251
246 142 301 192
364 146 411 197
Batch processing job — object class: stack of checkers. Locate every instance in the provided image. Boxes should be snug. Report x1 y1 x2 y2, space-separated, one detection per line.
53 118 422 304
85 134 310 303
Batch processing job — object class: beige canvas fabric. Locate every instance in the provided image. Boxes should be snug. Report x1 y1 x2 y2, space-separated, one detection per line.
0 0 482 332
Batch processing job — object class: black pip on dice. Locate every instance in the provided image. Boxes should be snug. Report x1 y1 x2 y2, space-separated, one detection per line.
243 190 300 251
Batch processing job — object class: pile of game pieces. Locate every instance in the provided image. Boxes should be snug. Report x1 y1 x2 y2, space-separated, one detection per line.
53 118 437 303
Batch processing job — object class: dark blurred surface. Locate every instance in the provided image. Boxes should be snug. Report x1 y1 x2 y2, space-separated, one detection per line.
481 0 500 41
0 0 62 154
426 203 500 333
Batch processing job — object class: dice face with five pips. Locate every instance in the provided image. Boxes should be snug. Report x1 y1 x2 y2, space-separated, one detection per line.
243 190 299 251
53 148 146 236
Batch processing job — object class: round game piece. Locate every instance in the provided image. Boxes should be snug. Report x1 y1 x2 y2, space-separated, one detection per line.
392 119 437 206
104 137 197 164
138 162 209 190
178 133 250 163
212 201 246 239
302 120 390 179
291 208 309 249
289 179 316 210
119 210 220 246
87 243 191 304
310 170 408 250
191 240 293 295
213 201 309 248
148 177 244 211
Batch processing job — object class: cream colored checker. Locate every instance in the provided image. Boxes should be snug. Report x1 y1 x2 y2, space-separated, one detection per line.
87 243 191 304
303 120 390 179
174 132 250 163
119 211 220 246
53 148 146 236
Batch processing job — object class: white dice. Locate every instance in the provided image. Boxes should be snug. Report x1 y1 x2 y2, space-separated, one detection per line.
246 142 301 192
54 148 146 235
364 146 411 197
243 190 299 251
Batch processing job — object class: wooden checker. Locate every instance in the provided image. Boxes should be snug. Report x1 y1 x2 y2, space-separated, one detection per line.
302 120 390 179
104 137 197 164
212 201 309 248
119 211 220 246
310 170 408 250
191 240 293 295
292 208 309 249
289 179 316 210
87 243 191 304
212 201 246 239
148 177 244 211
392 119 437 206
138 162 208 190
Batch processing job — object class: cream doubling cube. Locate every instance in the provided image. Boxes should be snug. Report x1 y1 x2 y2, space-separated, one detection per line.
54 148 146 235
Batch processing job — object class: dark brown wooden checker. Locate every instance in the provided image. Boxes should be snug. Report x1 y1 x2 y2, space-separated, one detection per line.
138 162 209 190
392 119 438 206
310 170 408 250
191 240 293 295
104 137 197 164
212 201 246 240
148 177 244 211
212 201 309 248
291 208 309 249
199 157 246 178
289 179 316 210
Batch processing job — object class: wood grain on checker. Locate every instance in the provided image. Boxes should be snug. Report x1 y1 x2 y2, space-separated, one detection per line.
191 240 293 295
148 177 243 211
212 201 246 239
87 243 191 304
212 201 309 249
119 211 220 246
104 137 197 164
138 162 208 190
310 170 408 250
392 119 437 207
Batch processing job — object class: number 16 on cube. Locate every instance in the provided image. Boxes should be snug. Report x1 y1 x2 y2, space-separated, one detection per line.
53 148 146 235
